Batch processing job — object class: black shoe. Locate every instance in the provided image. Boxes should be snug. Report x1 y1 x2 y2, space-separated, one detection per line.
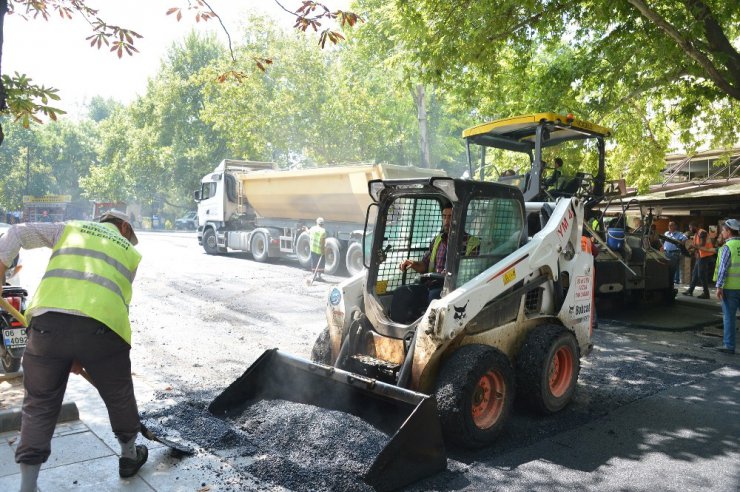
682 291 693 297
697 293 710 299
119 445 148 478
716 347 736 354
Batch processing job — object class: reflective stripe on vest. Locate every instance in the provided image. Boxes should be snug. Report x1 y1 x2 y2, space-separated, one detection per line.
309 225 325 255
714 239 740 289
429 234 480 273
27 221 141 345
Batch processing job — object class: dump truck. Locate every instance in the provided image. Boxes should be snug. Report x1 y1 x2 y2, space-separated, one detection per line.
206 114 608 490
195 160 445 276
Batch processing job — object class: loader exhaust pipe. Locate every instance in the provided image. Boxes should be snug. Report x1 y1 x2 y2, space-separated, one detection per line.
209 349 446 491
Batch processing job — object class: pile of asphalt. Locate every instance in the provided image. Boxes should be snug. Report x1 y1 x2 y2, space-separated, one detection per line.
142 393 387 491
232 400 386 491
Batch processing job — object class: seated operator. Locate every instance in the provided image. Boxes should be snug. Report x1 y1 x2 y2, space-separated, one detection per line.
399 204 480 301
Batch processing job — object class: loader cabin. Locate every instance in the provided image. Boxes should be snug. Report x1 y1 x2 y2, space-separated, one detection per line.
364 177 526 332
462 112 611 203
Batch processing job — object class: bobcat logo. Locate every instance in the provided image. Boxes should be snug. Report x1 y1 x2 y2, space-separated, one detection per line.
454 301 469 321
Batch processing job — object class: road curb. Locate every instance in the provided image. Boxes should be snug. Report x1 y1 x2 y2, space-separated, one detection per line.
0 401 79 433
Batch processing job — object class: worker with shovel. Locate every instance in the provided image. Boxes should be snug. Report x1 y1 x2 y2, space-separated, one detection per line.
308 217 326 282
0 210 146 491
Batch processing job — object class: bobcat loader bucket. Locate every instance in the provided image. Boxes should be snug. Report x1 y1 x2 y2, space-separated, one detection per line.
208 349 446 491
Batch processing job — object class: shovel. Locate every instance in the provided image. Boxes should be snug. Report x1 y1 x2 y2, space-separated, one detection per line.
77 369 194 455
0 296 194 455
306 255 324 286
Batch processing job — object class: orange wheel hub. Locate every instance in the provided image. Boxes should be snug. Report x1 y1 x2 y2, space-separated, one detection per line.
548 346 574 397
471 370 506 429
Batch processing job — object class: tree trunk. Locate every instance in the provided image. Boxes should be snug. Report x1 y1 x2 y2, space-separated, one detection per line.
414 84 431 168
0 0 7 145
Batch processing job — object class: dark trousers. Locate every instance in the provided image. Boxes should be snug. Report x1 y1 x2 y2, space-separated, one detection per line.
15 312 140 465
664 251 682 283
310 251 324 272
688 256 712 294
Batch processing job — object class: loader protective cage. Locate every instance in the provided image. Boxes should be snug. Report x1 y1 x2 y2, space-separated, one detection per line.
365 178 526 337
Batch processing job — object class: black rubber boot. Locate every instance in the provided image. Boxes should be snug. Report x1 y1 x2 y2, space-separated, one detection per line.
119 445 148 478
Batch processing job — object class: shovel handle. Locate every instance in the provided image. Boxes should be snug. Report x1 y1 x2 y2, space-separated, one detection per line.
0 295 27 327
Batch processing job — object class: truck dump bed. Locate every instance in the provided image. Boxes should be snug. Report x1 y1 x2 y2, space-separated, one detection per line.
241 163 445 223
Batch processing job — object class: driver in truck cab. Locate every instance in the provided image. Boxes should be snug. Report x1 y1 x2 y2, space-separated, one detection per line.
399 204 480 300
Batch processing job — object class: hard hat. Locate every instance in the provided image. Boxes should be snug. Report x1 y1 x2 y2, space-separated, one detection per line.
99 209 139 245
724 218 740 231
316 217 325 225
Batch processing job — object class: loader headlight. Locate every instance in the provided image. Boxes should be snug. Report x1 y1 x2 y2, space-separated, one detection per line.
329 288 342 306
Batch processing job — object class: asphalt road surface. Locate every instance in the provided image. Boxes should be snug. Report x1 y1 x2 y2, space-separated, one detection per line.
16 230 740 491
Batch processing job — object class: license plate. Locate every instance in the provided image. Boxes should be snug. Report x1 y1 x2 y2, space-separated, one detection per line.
3 327 27 349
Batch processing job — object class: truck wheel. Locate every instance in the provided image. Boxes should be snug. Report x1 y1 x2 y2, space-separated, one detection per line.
323 238 343 275
516 324 580 414
345 242 365 277
251 232 270 262
295 232 312 269
1 347 21 373
310 326 332 365
435 344 514 449
203 228 221 255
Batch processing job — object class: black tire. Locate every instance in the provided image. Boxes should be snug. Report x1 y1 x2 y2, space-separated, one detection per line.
1 346 21 373
251 232 270 262
435 344 515 449
310 326 332 365
202 228 221 255
516 324 580 414
323 238 343 275
345 242 365 277
295 232 312 269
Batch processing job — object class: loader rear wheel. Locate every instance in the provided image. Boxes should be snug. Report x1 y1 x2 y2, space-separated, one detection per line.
517 324 580 414
435 344 514 449
295 232 312 269
310 326 332 365
251 232 269 262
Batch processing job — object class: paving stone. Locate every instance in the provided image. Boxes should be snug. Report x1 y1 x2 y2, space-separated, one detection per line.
37 455 154 491
0 439 17 477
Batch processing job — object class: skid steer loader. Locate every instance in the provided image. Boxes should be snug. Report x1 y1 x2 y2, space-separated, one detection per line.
209 113 601 491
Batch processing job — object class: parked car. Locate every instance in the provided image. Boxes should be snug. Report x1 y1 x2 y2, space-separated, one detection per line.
175 211 198 230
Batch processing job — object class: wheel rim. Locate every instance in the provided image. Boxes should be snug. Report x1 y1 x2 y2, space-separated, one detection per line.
471 370 506 429
206 233 217 249
254 236 266 256
548 345 574 397
347 247 362 274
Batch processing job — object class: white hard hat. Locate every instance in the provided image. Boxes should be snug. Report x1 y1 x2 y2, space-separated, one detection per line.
724 218 740 231
99 209 139 245
316 217 325 225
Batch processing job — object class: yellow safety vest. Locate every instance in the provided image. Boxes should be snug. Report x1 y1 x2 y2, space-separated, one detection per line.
309 225 326 255
27 221 142 345
713 238 740 289
429 234 481 273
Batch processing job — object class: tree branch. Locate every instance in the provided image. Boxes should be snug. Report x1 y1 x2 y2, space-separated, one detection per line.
627 0 740 100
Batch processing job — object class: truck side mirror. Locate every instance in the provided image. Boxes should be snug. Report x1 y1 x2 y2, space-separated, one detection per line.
193 190 201 201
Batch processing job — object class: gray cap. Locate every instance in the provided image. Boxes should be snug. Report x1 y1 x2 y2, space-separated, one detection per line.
724 218 740 231
316 217 325 225
99 209 139 245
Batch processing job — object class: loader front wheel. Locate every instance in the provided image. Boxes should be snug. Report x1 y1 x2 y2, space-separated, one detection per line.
517 324 580 414
310 326 332 365
435 344 514 449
